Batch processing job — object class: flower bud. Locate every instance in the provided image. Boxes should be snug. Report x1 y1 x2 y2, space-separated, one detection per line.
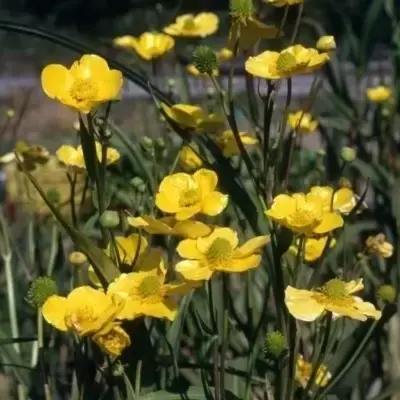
154 138 166 149
340 146 356 162
6 109 15 119
316 36 336 52
377 284 396 303
140 136 154 149
27 277 58 308
264 330 286 358
68 251 88 266
230 0 254 16
130 176 145 188
137 183 147 193
46 188 61 205
99 210 120 228
192 45 219 75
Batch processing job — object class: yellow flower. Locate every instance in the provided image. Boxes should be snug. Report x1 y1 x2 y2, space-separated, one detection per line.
155 169 229 220
162 103 224 133
56 142 120 170
217 48 234 61
366 234 393 258
186 64 219 77
175 227 270 281
289 236 336 262
41 54 123 114
164 13 219 37
113 32 174 60
287 111 318 134
245 45 329 80
93 325 131 357
108 249 197 321
178 145 203 171
309 186 358 216
127 215 212 238
366 85 392 103
214 130 258 157
42 286 124 336
266 193 343 235
228 16 279 53
316 35 336 53
285 278 382 321
296 355 331 388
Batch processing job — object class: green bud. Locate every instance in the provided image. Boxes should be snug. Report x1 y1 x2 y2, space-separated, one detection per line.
47 188 61 204
137 183 147 193
27 277 58 308
192 45 219 75
316 149 326 157
378 284 396 303
167 78 176 88
230 0 254 16
154 138 166 149
99 210 120 228
340 147 356 162
112 362 125 376
68 251 88 266
141 136 153 149
264 330 286 358
130 176 145 188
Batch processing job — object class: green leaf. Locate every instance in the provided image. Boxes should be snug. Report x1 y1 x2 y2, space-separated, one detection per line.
16 157 119 285
139 387 240 400
78 115 98 185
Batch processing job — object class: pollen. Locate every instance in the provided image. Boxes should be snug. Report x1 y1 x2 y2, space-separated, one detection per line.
320 278 348 300
70 79 98 102
205 238 233 265
179 188 200 207
138 276 162 300
276 52 298 74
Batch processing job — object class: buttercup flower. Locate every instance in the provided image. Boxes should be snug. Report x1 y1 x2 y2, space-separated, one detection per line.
285 278 382 321
309 186 360 216
266 193 343 235
316 35 336 53
108 249 197 321
42 286 124 336
178 145 203 171
56 142 120 170
266 0 303 6
214 130 258 157
287 111 318 134
289 236 336 263
93 325 131 357
245 45 329 80
155 169 228 220
162 103 225 133
186 64 219 77
366 233 393 258
128 215 212 238
366 85 392 103
296 355 331 388
41 54 123 114
175 227 270 281
218 48 234 61
113 32 174 60
164 13 219 37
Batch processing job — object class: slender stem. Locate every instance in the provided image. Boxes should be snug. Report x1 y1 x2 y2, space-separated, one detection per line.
291 3 304 44
46 219 59 276
207 280 218 333
38 311 52 400
220 275 229 400
67 172 78 228
135 360 142 399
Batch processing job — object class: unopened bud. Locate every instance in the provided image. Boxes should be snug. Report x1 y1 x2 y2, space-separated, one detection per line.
377 284 396 303
264 330 286 358
27 277 58 308
340 147 356 162
192 46 219 75
99 210 120 228
230 0 254 16
316 36 336 52
68 251 88 266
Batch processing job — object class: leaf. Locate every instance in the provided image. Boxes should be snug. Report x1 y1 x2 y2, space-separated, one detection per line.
78 115 98 185
390 178 400 227
370 379 400 400
138 387 240 400
0 337 36 345
16 156 119 285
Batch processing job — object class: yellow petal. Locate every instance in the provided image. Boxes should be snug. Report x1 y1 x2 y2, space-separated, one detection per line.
266 194 296 220
177 238 204 259
202 191 229 216
193 169 218 197
41 64 71 99
219 254 261 273
173 220 212 238
353 297 382 320
196 227 239 253
76 54 111 81
285 286 325 321
164 280 201 295
175 259 214 281
93 325 131 357
141 299 178 321
245 51 281 80
175 204 202 221
155 191 182 213
110 234 148 264
42 295 68 331
313 212 343 234
235 235 270 257
137 248 166 274
158 172 194 198
345 279 364 294
324 303 367 321
98 69 123 101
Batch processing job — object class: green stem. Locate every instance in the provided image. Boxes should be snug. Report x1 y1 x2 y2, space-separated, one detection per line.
38 311 52 400
67 172 78 228
291 2 304 44
220 275 229 400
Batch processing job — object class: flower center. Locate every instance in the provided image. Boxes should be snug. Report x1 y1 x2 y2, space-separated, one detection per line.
179 188 200 207
205 238 233 265
289 206 319 228
68 306 95 332
182 16 197 30
276 52 298 73
320 278 348 300
70 79 98 102
138 276 162 299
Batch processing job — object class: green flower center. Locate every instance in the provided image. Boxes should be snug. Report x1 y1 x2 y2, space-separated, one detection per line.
320 279 348 300
70 79 98 102
276 52 298 74
138 276 162 299
179 188 200 207
206 238 233 264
